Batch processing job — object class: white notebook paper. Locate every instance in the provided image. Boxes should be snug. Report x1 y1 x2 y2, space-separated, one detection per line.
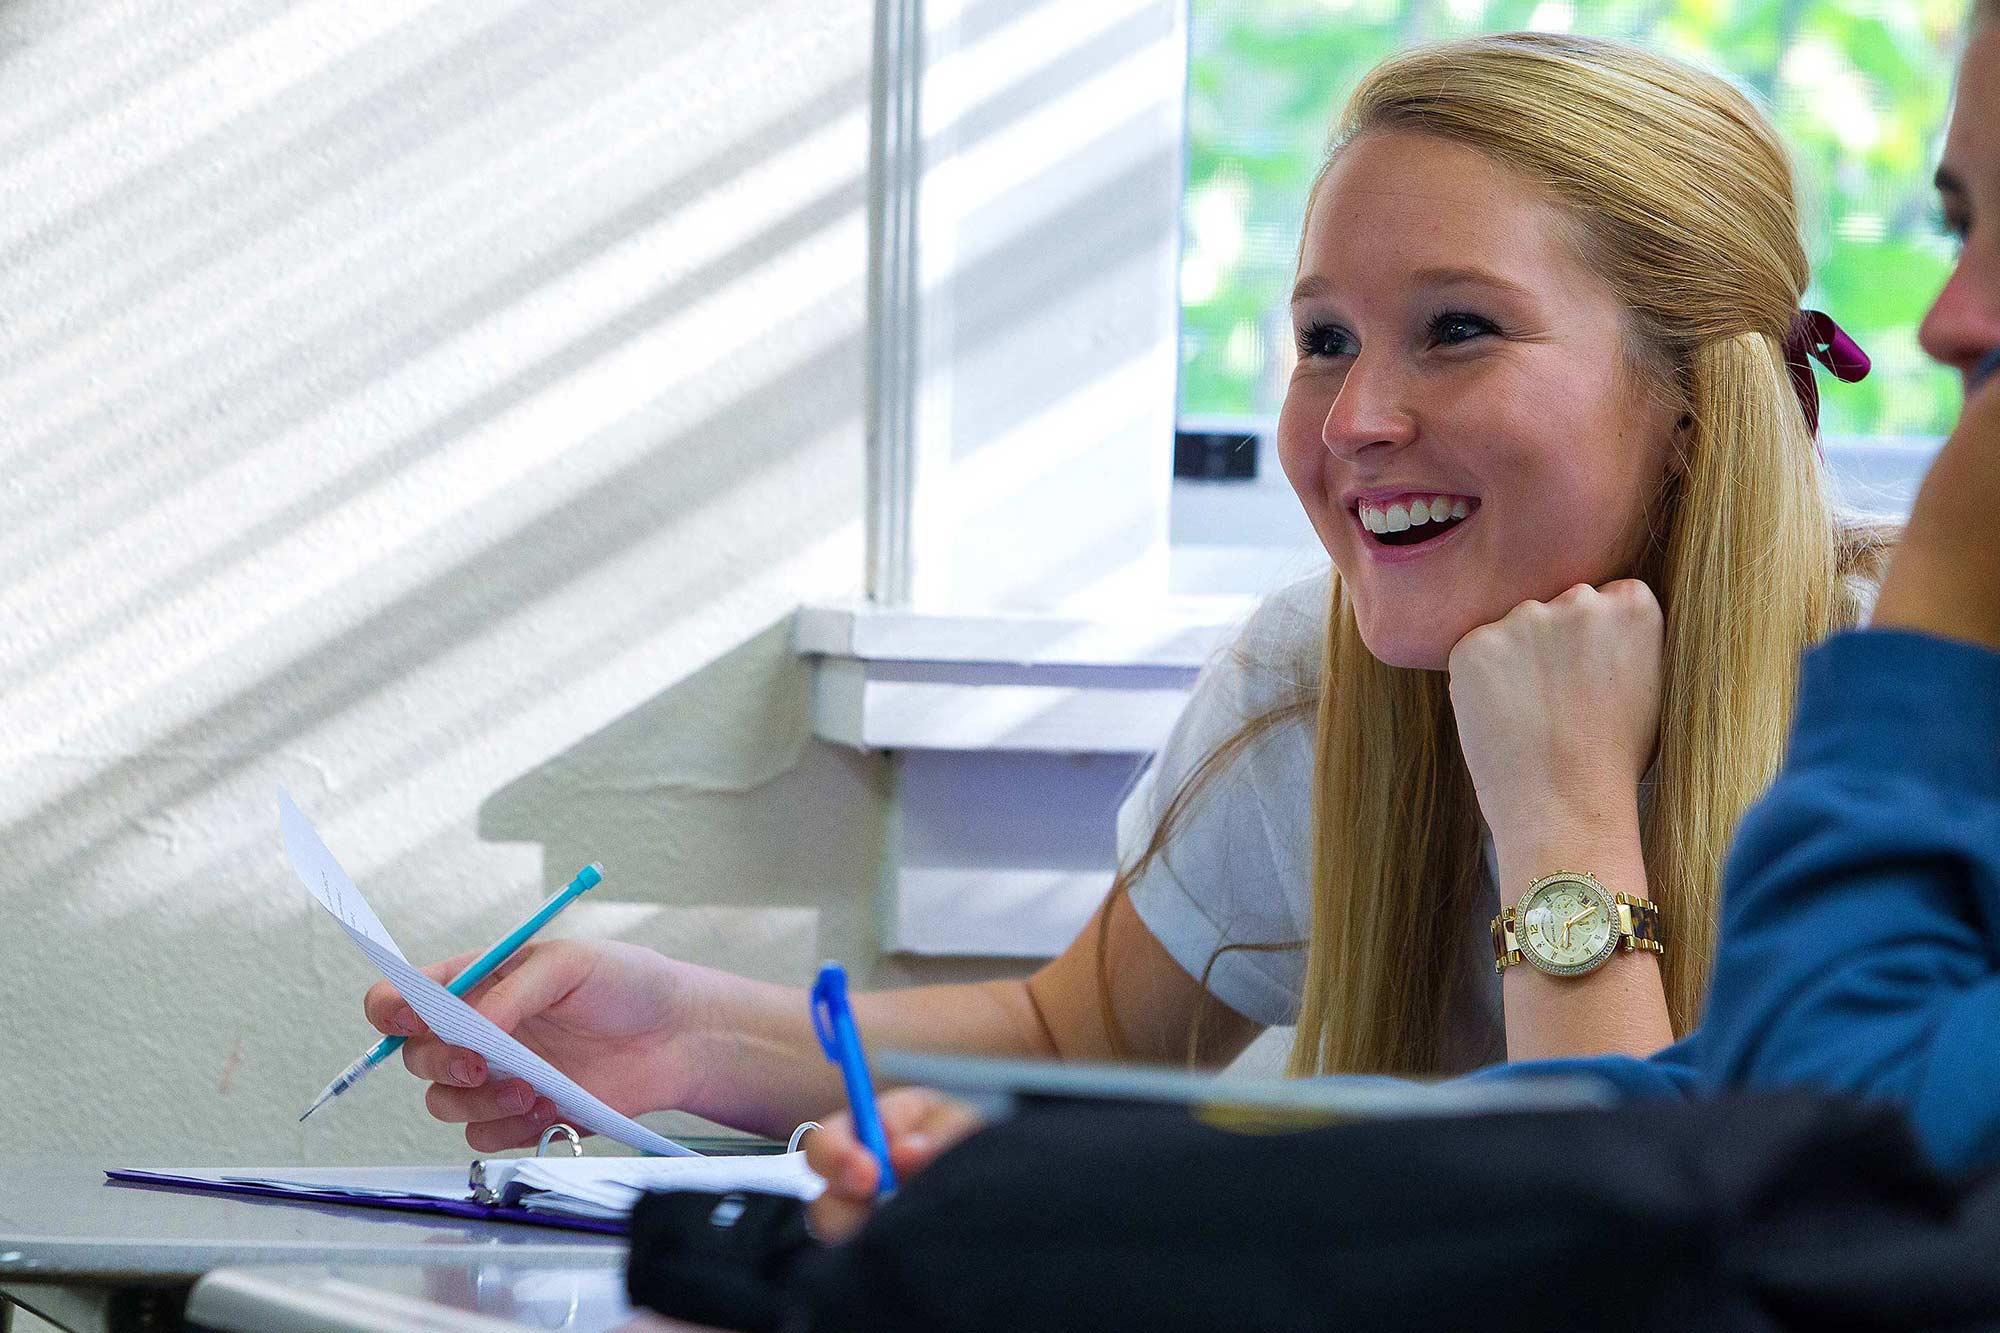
474 1153 823 1221
279 787 694 1158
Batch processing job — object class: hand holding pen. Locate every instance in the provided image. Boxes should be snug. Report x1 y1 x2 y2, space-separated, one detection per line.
304 863 604 1121
800 961 991 1242
361 930 726 1152
802 1083 987 1243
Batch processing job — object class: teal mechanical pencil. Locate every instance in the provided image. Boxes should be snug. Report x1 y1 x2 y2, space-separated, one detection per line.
299 862 605 1122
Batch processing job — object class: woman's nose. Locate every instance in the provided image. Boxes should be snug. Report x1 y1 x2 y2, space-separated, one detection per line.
1919 247 2000 380
1319 353 1417 461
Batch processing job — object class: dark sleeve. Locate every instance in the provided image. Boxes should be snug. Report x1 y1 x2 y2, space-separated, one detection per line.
1698 628 2000 1173
1459 1034 1702 1101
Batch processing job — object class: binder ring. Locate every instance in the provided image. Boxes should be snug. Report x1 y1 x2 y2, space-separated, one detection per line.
536 1122 582 1158
787 1121 821 1154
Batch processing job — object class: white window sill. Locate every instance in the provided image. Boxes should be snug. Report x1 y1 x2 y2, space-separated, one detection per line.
795 598 1255 956
794 598 1253 754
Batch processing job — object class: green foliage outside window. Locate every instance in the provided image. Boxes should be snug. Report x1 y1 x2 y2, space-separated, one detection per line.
1180 0 1968 438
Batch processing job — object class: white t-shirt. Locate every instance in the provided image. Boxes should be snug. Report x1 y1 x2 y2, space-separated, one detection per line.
1121 568 1508 1074
1122 560 1875 1075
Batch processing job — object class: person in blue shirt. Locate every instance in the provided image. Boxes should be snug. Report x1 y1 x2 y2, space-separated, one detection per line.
1501 0 2000 1167
800 1 2000 1234
1694 0 2000 1174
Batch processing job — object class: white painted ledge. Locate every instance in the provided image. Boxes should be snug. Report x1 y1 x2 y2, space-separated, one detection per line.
794 599 1253 955
795 599 1251 754
793 598 1251 668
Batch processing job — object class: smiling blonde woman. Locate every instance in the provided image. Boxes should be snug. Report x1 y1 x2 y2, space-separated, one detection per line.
366 33 1889 1161
1069 34 1890 1085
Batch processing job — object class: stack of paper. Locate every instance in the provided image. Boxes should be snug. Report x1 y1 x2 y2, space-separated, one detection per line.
480 1153 822 1221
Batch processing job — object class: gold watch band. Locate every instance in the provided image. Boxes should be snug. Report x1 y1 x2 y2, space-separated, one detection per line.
1490 909 1524 974
1614 892 1664 956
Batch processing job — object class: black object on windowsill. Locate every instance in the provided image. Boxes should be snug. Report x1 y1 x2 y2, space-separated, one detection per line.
1173 430 1258 480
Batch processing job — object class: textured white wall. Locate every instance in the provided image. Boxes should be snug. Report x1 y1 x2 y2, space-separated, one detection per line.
0 0 977 1170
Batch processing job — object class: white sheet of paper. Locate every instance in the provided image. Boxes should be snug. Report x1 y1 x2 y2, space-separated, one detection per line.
280 790 405 959
279 788 695 1157
499 1153 823 1220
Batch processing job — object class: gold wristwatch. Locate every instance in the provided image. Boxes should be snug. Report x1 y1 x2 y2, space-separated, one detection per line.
1490 871 1663 977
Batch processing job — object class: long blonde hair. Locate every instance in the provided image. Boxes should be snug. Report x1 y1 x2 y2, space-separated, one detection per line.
1100 33 1889 1075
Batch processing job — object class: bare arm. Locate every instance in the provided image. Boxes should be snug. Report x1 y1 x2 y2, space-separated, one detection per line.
1021 884 1263 1066
369 882 1262 1145
1449 580 1674 1064
727 884 1263 1127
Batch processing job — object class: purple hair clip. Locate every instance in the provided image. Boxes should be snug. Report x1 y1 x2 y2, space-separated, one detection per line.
1781 309 1872 438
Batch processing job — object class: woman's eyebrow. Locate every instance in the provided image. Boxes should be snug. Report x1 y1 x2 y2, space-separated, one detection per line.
1289 265 1533 307
1407 264 1534 298
1935 165 1967 201
1290 273 1336 306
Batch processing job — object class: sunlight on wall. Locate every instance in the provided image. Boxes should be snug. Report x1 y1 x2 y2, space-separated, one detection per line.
0 0 886 1166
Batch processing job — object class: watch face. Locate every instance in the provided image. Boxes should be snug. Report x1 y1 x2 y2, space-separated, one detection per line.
1517 876 1618 977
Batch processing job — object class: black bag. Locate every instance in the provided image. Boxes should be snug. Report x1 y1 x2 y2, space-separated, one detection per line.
627 1186 819 1332
627 1092 2000 1332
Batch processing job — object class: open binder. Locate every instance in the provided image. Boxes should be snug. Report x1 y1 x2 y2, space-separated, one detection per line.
109 1124 824 1236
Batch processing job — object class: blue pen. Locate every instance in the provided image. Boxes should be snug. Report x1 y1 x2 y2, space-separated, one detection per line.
810 961 897 1196
298 862 605 1122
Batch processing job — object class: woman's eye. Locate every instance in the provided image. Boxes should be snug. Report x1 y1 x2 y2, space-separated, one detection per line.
1937 206 1969 243
1429 312 1497 346
1295 321 1355 359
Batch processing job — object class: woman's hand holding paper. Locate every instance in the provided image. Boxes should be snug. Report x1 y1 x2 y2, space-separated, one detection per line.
364 939 720 1152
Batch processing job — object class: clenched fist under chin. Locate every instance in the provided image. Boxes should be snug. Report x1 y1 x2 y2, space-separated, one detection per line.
1446 579 1664 851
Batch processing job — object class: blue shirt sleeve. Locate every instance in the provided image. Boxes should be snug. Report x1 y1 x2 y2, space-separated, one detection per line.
1459 1034 1701 1101
1697 628 2000 1173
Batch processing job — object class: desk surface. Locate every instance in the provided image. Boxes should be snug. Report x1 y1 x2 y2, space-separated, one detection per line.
188 1262 654 1332
0 1164 626 1285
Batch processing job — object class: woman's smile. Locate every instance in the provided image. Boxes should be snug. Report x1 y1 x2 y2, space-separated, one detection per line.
1347 490 1483 562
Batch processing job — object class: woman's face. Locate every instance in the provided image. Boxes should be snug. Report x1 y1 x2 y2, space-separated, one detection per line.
1921 21 2000 383
1277 130 1679 671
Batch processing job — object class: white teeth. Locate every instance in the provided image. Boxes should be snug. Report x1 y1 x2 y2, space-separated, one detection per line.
1357 495 1475 536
